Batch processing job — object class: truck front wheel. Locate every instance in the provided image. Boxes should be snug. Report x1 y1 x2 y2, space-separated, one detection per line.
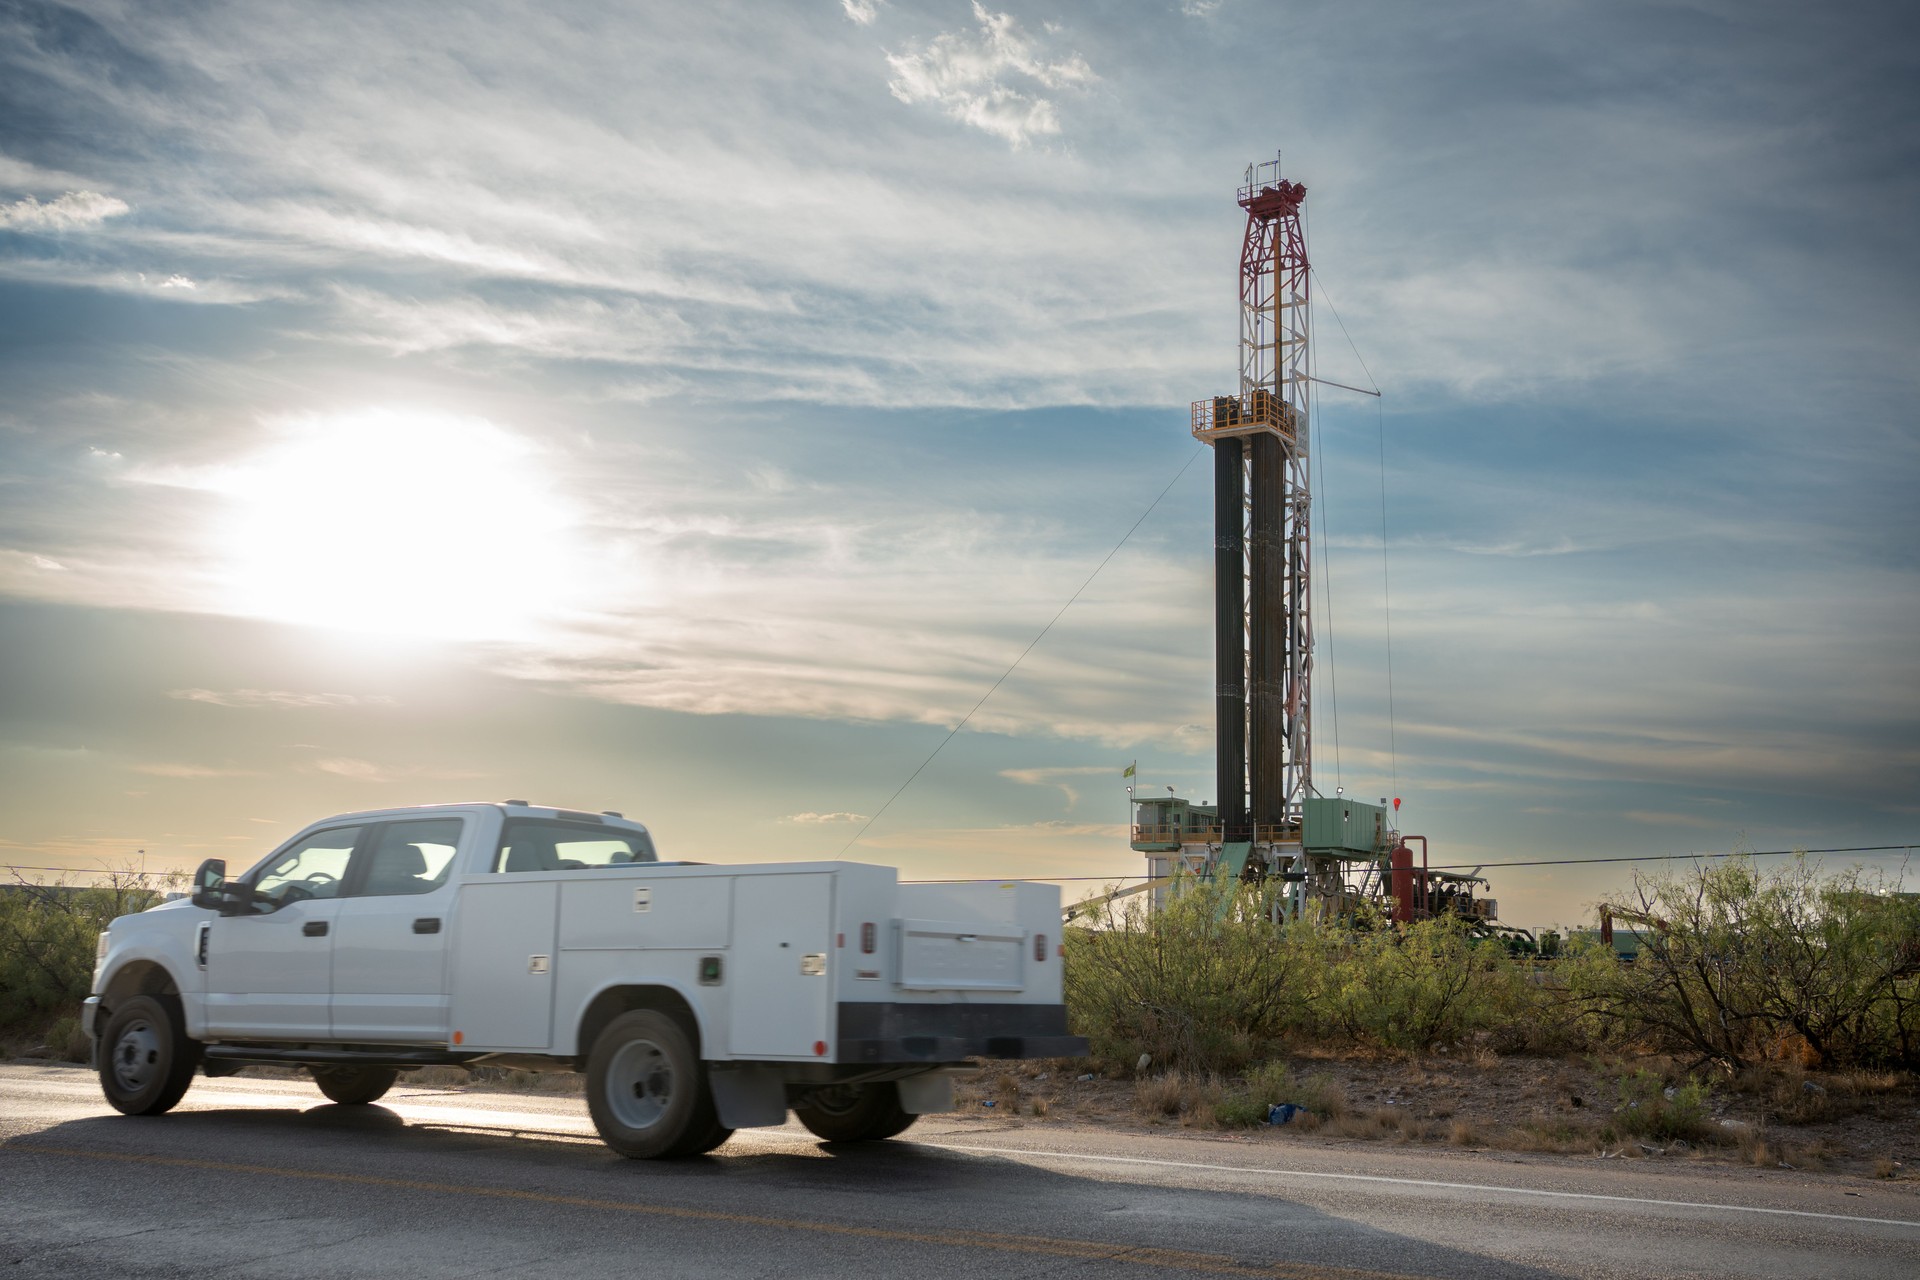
794 1082 917 1143
98 994 199 1116
586 1009 722 1158
313 1065 398 1105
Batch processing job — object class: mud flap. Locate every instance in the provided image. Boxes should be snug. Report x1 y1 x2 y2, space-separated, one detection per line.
707 1065 788 1128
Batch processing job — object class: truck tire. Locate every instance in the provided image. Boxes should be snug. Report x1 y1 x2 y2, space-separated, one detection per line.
585 1010 722 1158
683 1115 735 1156
793 1082 918 1143
98 994 200 1116
313 1065 399 1105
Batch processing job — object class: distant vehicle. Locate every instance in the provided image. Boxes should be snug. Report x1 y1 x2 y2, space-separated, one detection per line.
84 802 1082 1157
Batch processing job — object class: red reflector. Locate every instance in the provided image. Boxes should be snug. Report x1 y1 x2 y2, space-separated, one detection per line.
813 1040 827 1057
1057 943 1065 958
836 932 845 949
860 922 876 954
1034 933 1048 962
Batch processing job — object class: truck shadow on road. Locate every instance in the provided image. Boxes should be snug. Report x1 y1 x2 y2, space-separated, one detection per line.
19 1104 1568 1280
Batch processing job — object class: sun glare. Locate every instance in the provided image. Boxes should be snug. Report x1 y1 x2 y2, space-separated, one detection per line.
218 408 578 642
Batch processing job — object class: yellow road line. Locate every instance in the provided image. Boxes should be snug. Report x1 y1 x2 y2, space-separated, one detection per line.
3 1142 1422 1280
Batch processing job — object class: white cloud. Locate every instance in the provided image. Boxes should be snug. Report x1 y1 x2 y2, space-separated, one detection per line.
885 3 1094 147
0 190 130 230
312 756 387 780
840 0 883 24
167 688 396 709
999 764 1129 808
132 762 261 778
783 811 870 824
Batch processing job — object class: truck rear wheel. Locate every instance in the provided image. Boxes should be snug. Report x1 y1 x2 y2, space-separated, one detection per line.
794 1082 917 1143
98 994 199 1116
313 1065 399 1105
586 1009 722 1158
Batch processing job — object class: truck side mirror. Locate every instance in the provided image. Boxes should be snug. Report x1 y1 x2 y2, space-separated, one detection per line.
190 859 247 915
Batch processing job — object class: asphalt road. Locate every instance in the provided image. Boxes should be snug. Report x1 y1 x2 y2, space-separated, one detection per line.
4 1064 1916 1279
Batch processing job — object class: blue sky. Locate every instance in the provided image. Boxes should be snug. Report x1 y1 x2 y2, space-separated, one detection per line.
1 0 1915 925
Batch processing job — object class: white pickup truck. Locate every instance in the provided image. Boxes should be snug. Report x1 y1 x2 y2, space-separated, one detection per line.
83 801 1083 1157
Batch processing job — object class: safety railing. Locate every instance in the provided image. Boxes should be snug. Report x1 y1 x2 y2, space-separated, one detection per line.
1130 823 1303 847
1190 391 1300 444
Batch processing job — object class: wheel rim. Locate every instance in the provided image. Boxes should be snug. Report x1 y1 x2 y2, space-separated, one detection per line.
111 1018 160 1093
604 1038 673 1130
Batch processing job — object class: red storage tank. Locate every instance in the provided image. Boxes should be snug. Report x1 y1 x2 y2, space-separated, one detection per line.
1389 843 1416 924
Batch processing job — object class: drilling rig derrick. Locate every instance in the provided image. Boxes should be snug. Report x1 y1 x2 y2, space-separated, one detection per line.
1131 156 1367 918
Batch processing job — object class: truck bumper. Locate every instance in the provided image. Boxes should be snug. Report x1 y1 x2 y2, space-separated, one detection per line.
837 1002 1086 1064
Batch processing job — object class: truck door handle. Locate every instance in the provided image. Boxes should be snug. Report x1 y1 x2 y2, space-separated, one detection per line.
302 921 328 937
412 917 441 934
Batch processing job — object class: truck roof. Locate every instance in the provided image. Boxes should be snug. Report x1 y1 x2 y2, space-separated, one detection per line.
301 801 653 838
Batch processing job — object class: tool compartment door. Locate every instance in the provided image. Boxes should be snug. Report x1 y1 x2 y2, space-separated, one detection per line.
727 873 833 1057
449 879 558 1050
894 919 1025 991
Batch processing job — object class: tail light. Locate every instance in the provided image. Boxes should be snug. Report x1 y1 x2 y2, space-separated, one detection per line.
860 922 876 954
1034 933 1048 961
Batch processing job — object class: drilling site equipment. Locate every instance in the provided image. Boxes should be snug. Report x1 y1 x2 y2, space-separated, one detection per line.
1120 155 1535 951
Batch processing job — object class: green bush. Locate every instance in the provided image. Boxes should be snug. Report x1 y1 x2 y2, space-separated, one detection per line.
1572 856 1920 1070
1065 877 1316 1074
1319 914 1531 1051
1613 1069 1715 1143
1065 878 1562 1067
0 874 171 1034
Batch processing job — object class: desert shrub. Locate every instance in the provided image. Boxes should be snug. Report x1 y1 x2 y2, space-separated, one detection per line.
1214 1094 1270 1127
1213 1059 1306 1127
0 873 172 1032
1573 857 1920 1071
1612 1069 1715 1143
1065 876 1320 1073
1065 878 1563 1066
1319 914 1534 1051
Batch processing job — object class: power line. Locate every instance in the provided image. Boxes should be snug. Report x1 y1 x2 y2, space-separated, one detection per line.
5 843 1910 888
897 844 1917 882
836 446 1208 857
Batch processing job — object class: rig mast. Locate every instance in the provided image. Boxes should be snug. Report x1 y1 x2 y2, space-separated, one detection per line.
1133 154 1381 915
1196 155 1314 842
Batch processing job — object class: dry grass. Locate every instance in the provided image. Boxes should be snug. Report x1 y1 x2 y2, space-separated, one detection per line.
1134 1072 1187 1117
1132 1071 1222 1124
1329 1108 1406 1142
1736 1128 1776 1168
958 1054 1916 1176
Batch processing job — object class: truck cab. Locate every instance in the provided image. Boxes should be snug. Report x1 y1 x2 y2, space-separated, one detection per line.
85 801 1083 1157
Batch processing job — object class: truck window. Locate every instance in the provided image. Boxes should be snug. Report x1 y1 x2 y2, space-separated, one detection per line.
253 827 362 907
355 818 463 896
493 819 656 873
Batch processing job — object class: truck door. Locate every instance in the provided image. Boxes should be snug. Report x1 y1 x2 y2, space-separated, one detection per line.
729 873 833 1058
204 825 365 1040
330 817 463 1044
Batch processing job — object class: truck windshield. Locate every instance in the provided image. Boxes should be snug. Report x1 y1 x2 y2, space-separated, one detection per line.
493 819 656 872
